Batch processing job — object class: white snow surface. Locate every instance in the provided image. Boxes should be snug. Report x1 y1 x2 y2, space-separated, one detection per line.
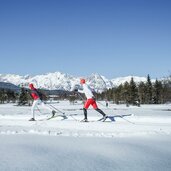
0 72 151 91
0 101 171 171
0 101 171 137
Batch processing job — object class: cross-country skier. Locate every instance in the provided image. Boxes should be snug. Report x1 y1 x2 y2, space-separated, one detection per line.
75 79 108 122
28 83 56 121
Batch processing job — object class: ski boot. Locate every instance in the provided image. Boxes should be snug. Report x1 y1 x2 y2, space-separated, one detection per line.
102 115 108 122
29 118 36 121
52 110 56 117
80 118 88 122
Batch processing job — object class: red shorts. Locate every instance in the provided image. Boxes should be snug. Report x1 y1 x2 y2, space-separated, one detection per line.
84 98 98 109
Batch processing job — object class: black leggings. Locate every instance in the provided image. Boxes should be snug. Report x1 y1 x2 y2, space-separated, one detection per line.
83 108 106 119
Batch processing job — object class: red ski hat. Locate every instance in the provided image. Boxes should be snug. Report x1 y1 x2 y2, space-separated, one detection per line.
80 79 86 84
29 83 34 88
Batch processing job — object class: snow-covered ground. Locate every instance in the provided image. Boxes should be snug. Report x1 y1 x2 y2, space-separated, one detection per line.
0 101 171 171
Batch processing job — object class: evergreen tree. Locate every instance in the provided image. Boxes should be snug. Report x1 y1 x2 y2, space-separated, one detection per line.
145 74 153 104
106 88 113 101
98 91 106 101
138 81 146 104
153 79 163 104
0 89 7 104
162 76 171 103
6 90 17 103
113 84 123 104
122 81 130 106
18 86 31 105
129 77 139 105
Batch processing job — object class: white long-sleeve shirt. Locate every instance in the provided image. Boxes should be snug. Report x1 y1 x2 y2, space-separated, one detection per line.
78 84 95 99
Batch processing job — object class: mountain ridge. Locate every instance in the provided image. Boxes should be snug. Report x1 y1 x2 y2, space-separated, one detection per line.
0 72 153 92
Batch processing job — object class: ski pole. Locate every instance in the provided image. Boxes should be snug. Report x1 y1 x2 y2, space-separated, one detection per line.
69 114 79 121
76 92 85 101
48 104 65 115
96 101 107 108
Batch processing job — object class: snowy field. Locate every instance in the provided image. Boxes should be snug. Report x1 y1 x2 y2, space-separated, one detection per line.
0 101 171 171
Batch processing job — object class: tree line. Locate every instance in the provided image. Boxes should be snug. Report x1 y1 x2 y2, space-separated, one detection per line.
0 75 171 105
95 75 171 105
0 89 17 104
0 87 31 105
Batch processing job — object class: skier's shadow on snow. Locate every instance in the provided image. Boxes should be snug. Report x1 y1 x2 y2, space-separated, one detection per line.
106 114 132 122
68 114 132 122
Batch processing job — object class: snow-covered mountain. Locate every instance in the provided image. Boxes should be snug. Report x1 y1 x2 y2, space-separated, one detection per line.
111 76 148 87
0 72 151 92
86 73 114 92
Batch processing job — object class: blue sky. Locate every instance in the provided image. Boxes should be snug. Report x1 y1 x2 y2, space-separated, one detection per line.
0 0 171 79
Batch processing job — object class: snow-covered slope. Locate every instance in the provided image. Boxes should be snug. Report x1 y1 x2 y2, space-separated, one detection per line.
111 76 148 86
0 72 150 91
0 72 79 90
0 102 171 171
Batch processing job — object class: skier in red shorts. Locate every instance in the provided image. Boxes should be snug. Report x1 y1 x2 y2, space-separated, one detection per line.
75 79 107 122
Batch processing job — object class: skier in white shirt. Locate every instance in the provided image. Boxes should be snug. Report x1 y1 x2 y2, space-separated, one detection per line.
75 79 107 122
